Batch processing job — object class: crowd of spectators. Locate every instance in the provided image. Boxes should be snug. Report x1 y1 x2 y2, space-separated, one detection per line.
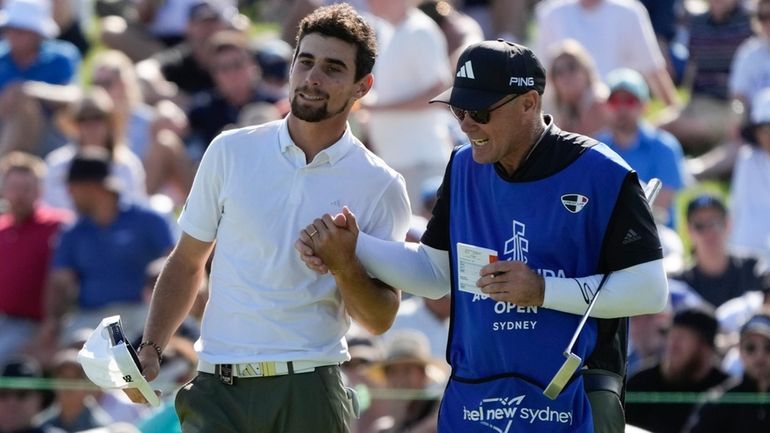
1 0 770 432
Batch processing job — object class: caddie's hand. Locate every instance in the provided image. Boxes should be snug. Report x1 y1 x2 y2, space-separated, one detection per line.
338 207 360 238
137 345 161 382
477 260 545 306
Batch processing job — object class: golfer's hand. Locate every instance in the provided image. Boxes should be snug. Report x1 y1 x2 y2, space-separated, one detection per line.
296 215 345 275
301 207 359 275
296 207 356 274
295 234 329 275
477 260 545 306
137 346 161 382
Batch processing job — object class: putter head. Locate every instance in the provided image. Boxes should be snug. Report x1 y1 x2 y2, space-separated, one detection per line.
543 352 582 400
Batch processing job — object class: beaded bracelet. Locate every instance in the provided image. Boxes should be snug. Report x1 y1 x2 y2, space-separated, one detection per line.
138 340 163 363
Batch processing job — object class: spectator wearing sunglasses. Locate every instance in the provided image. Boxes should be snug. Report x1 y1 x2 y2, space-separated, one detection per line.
300 39 668 433
596 68 688 227
186 30 281 159
672 194 766 309
544 39 610 138
684 310 770 433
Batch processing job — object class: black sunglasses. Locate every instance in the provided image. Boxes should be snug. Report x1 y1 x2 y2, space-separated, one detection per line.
742 341 770 356
691 218 725 233
449 94 521 124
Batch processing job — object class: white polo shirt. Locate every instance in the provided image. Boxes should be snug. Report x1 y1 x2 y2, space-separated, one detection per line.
367 9 453 169
535 0 665 79
179 118 411 365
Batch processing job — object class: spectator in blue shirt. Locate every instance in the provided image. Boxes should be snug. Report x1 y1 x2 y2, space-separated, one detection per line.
597 68 689 226
0 0 81 157
40 147 173 352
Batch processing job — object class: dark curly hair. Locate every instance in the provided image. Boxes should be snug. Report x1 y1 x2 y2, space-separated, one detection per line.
294 3 377 81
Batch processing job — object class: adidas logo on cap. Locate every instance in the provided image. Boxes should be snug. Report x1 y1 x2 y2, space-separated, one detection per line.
456 60 475 79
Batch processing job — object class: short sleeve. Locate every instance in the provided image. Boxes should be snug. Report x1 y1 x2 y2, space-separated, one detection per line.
652 131 686 190
600 172 663 272
51 228 77 271
624 2 666 73
177 134 226 242
361 173 412 242
729 38 755 99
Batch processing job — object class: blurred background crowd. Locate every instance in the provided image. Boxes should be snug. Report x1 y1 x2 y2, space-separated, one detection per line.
1 0 770 432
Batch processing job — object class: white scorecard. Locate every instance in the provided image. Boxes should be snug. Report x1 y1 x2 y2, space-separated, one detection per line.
456 242 499 296
77 315 160 407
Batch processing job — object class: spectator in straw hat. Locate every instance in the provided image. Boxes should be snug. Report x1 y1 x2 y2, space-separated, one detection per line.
368 330 447 433
684 309 770 433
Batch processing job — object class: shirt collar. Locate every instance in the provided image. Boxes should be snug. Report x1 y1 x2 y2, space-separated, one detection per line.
278 117 355 166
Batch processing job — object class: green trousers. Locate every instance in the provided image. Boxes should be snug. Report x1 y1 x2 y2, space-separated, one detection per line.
175 366 353 433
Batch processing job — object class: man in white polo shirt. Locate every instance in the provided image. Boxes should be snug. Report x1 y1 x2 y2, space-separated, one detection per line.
135 4 411 432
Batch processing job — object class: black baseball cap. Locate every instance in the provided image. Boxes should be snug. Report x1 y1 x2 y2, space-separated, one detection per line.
685 194 727 221
67 147 123 194
1 356 43 380
673 307 719 348
430 39 546 111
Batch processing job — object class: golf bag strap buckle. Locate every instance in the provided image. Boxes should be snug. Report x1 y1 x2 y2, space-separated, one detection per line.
581 369 623 397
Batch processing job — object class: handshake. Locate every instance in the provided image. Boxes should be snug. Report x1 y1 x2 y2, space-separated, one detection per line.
294 206 547 309
295 206 360 276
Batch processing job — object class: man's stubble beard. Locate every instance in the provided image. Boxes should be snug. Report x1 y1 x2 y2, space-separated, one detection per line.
663 350 709 384
291 98 349 122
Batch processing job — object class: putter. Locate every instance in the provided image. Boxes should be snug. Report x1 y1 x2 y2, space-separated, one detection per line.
543 178 662 400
